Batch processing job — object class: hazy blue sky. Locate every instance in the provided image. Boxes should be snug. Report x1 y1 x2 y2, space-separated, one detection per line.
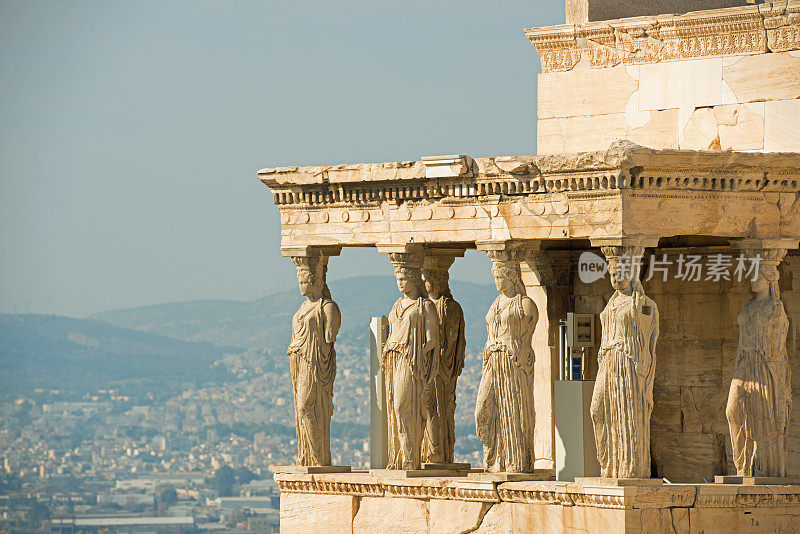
0 1 564 317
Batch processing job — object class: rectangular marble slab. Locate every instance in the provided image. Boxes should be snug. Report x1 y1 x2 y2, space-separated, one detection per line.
468 470 555 482
272 465 352 474
576 477 664 487
369 469 460 478
714 475 800 485
422 462 472 471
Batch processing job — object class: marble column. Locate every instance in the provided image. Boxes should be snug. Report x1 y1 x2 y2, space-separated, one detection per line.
726 238 799 478
421 248 466 464
282 246 342 467
519 244 573 471
376 243 440 470
589 237 660 479
475 241 539 473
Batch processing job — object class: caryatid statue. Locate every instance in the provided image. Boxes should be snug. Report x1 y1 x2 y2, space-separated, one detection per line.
590 245 660 479
475 247 539 473
287 254 341 466
382 252 440 470
421 253 466 464
726 247 791 477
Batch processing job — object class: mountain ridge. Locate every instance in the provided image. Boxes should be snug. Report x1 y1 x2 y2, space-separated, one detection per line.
0 313 235 398
90 275 498 352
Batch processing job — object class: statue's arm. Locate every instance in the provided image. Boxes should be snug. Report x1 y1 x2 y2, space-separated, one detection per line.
452 301 467 376
646 300 659 388
521 295 539 332
322 300 341 346
423 300 440 377
520 296 539 372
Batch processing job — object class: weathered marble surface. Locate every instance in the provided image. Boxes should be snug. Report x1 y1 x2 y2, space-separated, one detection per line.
527 4 800 73
726 248 792 477
591 245 660 479
475 246 539 473
261 144 800 254
382 251 439 470
287 254 340 466
421 253 465 464
275 472 800 534
528 3 800 154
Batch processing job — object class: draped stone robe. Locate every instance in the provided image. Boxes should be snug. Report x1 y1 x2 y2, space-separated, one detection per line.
287 298 337 466
422 295 466 463
475 294 537 472
726 296 791 477
382 297 439 469
590 286 659 479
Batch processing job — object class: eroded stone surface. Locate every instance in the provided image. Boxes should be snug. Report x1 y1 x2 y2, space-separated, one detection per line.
352 497 428 534
591 245 660 479
428 500 491 534
382 250 440 470
726 247 792 477
421 252 465 464
280 492 355 534
476 245 539 473
287 253 340 466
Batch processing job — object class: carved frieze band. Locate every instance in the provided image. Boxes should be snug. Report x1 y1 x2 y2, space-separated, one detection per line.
276 476 800 511
695 492 800 508
265 171 800 208
274 478 499 502
526 4 800 72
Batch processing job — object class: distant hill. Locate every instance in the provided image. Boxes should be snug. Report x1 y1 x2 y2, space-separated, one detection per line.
92 276 498 354
0 314 234 397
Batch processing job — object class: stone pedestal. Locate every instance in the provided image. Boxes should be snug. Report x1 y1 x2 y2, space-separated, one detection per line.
369 469 458 478
714 475 800 485
275 472 800 533
468 470 555 482
422 462 471 471
576 477 663 487
272 465 351 474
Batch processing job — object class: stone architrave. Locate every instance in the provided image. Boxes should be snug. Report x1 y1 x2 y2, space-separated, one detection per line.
287 253 341 466
726 242 796 477
590 241 660 479
381 248 440 470
421 251 466 464
475 243 539 473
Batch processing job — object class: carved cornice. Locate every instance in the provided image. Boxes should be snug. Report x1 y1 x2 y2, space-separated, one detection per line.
259 144 800 208
695 491 800 508
276 478 384 497
275 474 800 512
497 487 574 506
525 3 800 72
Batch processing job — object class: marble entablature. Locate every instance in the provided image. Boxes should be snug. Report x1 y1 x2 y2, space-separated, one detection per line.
259 143 800 252
526 3 800 73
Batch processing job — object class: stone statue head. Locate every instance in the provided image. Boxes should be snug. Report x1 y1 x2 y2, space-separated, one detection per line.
292 256 326 300
602 245 644 293
745 248 786 302
751 264 779 298
422 255 454 300
487 254 525 296
608 263 632 292
389 252 426 299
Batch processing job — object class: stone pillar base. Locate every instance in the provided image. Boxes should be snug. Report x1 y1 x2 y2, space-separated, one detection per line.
271 465 351 474
575 477 663 487
714 475 800 485
422 462 472 471
369 468 460 477
468 469 555 482
275 472 800 533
